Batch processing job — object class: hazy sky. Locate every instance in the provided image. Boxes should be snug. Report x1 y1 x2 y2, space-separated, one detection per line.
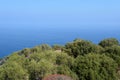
0 0 120 27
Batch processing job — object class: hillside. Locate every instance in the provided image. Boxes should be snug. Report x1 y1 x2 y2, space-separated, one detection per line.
0 38 120 80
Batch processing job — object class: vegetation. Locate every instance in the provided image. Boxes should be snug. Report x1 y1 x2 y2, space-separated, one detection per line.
0 38 120 80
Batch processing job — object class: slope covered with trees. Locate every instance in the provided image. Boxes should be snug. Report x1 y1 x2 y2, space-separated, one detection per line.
0 38 120 80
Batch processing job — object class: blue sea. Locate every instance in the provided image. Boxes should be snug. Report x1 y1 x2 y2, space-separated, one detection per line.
0 24 120 57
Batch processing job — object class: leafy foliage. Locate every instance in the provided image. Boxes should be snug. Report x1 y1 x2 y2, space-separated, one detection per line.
103 45 120 66
99 38 119 47
0 38 120 80
74 53 118 80
64 39 102 57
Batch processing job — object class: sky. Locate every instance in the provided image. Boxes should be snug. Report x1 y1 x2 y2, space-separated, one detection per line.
0 0 120 27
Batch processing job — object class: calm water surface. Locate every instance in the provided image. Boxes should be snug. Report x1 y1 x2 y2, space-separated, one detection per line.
0 24 120 57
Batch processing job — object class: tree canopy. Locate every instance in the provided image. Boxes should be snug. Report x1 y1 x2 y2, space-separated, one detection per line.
0 38 120 80
99 38 119 47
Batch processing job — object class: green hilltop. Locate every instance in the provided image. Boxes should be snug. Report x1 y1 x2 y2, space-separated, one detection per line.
0 38 120 80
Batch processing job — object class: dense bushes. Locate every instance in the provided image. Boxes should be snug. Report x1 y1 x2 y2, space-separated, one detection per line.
0 38 120 80
64 39 102 57
74 53 118 80
99 38 119 47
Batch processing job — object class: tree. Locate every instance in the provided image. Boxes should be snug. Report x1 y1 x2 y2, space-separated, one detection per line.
0 38 120 80
52 44 63 50
99 38 119 48
0 61 28 80
26 50 56 80
74 53 118 80
40 44 52 51
64 39 100 57
55 53 74 68
19 48 31 57
104 45 120 66
27 59 55 80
